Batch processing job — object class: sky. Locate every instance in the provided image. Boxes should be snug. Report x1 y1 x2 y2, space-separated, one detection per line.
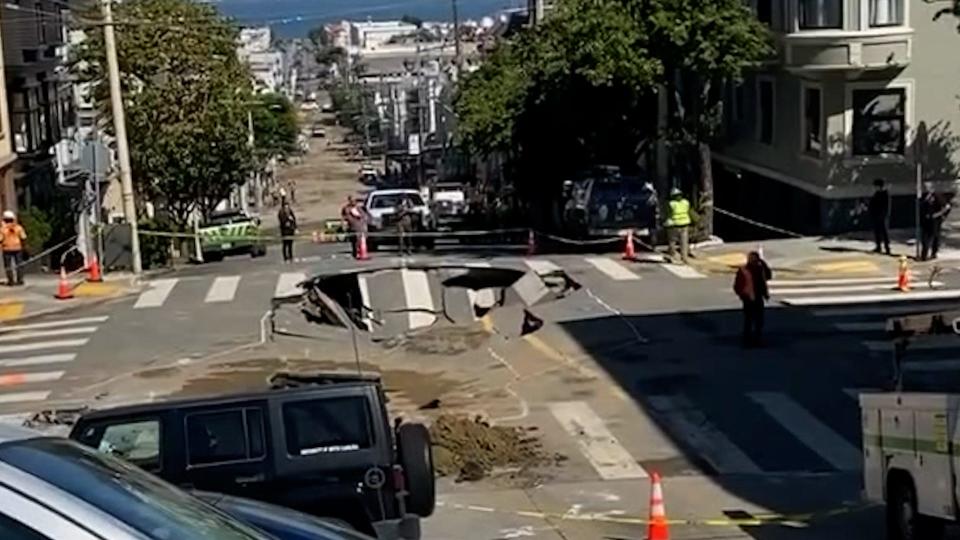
216 0 525 38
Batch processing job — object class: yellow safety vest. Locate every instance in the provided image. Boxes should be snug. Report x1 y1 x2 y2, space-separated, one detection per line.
667 198 691 227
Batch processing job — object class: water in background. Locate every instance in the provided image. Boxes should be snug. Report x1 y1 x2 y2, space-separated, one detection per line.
217 0 525 38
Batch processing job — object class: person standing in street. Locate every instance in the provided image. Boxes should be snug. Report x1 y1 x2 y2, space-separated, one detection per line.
920 182 951 261
869 178 891 255
1 211 26 286
733 251 772 348
341 196 367 258
396 197 414 256
278 202 297 263
665 187 692 263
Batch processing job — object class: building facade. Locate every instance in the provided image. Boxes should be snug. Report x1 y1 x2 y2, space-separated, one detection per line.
0 18 15 212
238 27 285 94
714 0 960 235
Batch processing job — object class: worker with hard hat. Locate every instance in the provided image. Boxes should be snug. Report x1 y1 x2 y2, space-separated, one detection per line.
1 210 26 286
665 187 692 263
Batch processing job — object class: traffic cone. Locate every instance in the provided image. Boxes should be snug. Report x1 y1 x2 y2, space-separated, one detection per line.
86 254 102 283
647 471 670 540
897 255 910 292
54 268 73 300
622 229 636 260
357 233 370 261
527 230 536 256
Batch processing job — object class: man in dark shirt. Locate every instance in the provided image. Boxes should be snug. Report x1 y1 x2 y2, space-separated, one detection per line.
920 182 951 261
869 178 891 255
733 251 773 348
277 202 297 263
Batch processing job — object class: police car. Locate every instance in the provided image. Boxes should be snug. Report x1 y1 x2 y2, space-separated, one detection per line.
199 209 267 262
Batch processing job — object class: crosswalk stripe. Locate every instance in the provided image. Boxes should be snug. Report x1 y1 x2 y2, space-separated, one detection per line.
747 392 860 471
134 278 178 309
524 259 561 275
0 339 88 355
400 268 436 329
0 354 75 368
549 401 648 480
662 264 706 279
648 395 761 475
585 258 640 281
357 274 372 331
205 276 241 303
0 391 50 404
833 321 884 332
0 371 64 385
813 302 960 317
770 277 913 287
773 282 943 295
274 272 306 298
0 327 98 343
781 289 960 306
902 360 960 372
0 316 108 333
864 337 958 352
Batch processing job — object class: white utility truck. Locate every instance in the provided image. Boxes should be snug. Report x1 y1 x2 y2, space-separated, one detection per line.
860 311 960 540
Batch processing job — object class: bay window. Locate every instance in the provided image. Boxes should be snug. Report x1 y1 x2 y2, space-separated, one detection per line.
798 0 842 29
869 0 903 26
852 88 906 156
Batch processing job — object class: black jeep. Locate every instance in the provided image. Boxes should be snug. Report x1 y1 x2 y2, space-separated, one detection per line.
68 372 434 539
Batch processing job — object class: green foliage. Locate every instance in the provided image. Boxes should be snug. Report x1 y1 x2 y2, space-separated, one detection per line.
315 46 346 67
18 207 52 255
251 93 299 161
308 26 329 48
934 1 960 30
72 0 256 227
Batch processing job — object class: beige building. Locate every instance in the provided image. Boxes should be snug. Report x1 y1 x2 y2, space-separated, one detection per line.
0 19 15 213
714 0 960 234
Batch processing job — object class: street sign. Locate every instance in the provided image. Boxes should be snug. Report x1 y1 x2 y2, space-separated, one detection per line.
408 133 421 156
915 121 929 166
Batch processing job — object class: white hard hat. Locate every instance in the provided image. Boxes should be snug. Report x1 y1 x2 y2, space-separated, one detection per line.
2 210 14 220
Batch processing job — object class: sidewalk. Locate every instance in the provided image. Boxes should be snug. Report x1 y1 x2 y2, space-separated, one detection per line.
0 271 142 323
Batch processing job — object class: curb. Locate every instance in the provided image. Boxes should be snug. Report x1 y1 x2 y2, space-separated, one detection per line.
0 286 143 325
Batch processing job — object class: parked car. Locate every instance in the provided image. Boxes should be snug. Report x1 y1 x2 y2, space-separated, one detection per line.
430 183 468 231
561 166 658 239
359 165 380 186
69 372 434 539
312 126 327 138
0 424 275 539
364 189 435 251
199 209 267 262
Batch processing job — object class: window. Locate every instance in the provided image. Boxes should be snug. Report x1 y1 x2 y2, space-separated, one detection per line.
756 0 772 24
21 50 38 63
283 397 373 456
0 513 51 540
870 0 903 26
852 88 906 156
186 408 265 466
803 86 822 155
757 78 774 145
97 419 161 471
798 0 842 29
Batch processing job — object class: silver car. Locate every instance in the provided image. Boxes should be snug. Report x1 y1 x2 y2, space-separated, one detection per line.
0 423 274 539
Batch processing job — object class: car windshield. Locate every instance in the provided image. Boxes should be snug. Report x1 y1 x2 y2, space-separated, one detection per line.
369 193 424 209
205 213 248 227
0 438 273 540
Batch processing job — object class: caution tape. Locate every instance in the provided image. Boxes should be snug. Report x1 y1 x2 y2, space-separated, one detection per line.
714 206 805 239
435 499 875 528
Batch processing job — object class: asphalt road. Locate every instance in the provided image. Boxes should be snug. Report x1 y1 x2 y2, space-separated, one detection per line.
5 239 960 539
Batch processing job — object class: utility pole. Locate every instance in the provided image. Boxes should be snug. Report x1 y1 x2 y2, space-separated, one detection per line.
451 0 463 75
415 36 425 187
361 84 371 158
102 0 142 274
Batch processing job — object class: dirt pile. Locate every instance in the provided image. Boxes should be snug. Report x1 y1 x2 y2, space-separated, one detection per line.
430 415 559 482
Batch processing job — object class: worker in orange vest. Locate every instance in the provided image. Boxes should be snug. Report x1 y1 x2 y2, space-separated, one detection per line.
1 210 26 286
733 251 772 348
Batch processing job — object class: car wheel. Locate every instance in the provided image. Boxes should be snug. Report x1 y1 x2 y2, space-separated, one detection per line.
887 475 943 540
397 423 435 517
202 252 223 263
250 245 267 258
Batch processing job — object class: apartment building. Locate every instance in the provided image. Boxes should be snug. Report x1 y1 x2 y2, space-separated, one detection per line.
714 0 960 235
0 20 15 213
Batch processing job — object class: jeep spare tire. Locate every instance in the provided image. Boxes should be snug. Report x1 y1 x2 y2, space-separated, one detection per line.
397 423 435 517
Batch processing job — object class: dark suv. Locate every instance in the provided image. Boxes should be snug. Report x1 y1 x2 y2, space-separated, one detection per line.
69 373 434 539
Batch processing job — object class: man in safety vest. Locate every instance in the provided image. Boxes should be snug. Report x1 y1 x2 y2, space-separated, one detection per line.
733 251 772 348
1 210 26 286
665 187 692 263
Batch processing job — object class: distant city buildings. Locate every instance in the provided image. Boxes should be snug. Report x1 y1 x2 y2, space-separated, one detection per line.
238 27 292 97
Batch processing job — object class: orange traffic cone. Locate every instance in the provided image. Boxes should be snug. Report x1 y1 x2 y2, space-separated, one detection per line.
357 233 370 261
527 230 536 255
86 254 102 283
623 229 636 260
647 472 670 540
897 255 910 292
54 268 73 300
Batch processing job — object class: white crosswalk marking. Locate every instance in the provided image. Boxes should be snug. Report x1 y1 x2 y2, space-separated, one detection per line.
549 401 648 480
901 360 960 372
0 391 50 404
274 272 306 298
357 274 372 331
0 316 109 332
585 258 640 281
400 268 436 329
770 277 911 287
748 392 860 471
205 276 241 303
0 371 64 384
524 259 561 275
864 337 958 352
782 289 960 306
0 354 75 368
0 327 98 343
134 278 178 309
0 339 88 355
773 282 944 295
833 321 884 332
648 395 760 474
662 264 706 279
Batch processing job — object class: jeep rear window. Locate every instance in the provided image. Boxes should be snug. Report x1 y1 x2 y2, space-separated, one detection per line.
282 397 373 456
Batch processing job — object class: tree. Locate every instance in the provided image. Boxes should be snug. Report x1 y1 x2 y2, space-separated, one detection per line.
934 0 960 29
307 25 329 48
72 0 256 227
250 93 299 162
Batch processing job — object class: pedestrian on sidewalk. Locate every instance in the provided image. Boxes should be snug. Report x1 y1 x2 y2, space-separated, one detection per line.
733 251 772 348
341 196 368 258
278 202 297 263
1 211 26 286
870 178 891 255
665 187 692 263
920 182 951 261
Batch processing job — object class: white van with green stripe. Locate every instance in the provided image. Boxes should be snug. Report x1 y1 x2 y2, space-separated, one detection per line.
862 392 958 540
199 209 267 262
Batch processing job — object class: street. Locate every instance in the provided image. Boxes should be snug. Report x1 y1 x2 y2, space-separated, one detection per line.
3 238 960 538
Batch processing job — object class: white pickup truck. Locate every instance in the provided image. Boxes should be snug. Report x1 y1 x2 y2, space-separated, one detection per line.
861 391 956 540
